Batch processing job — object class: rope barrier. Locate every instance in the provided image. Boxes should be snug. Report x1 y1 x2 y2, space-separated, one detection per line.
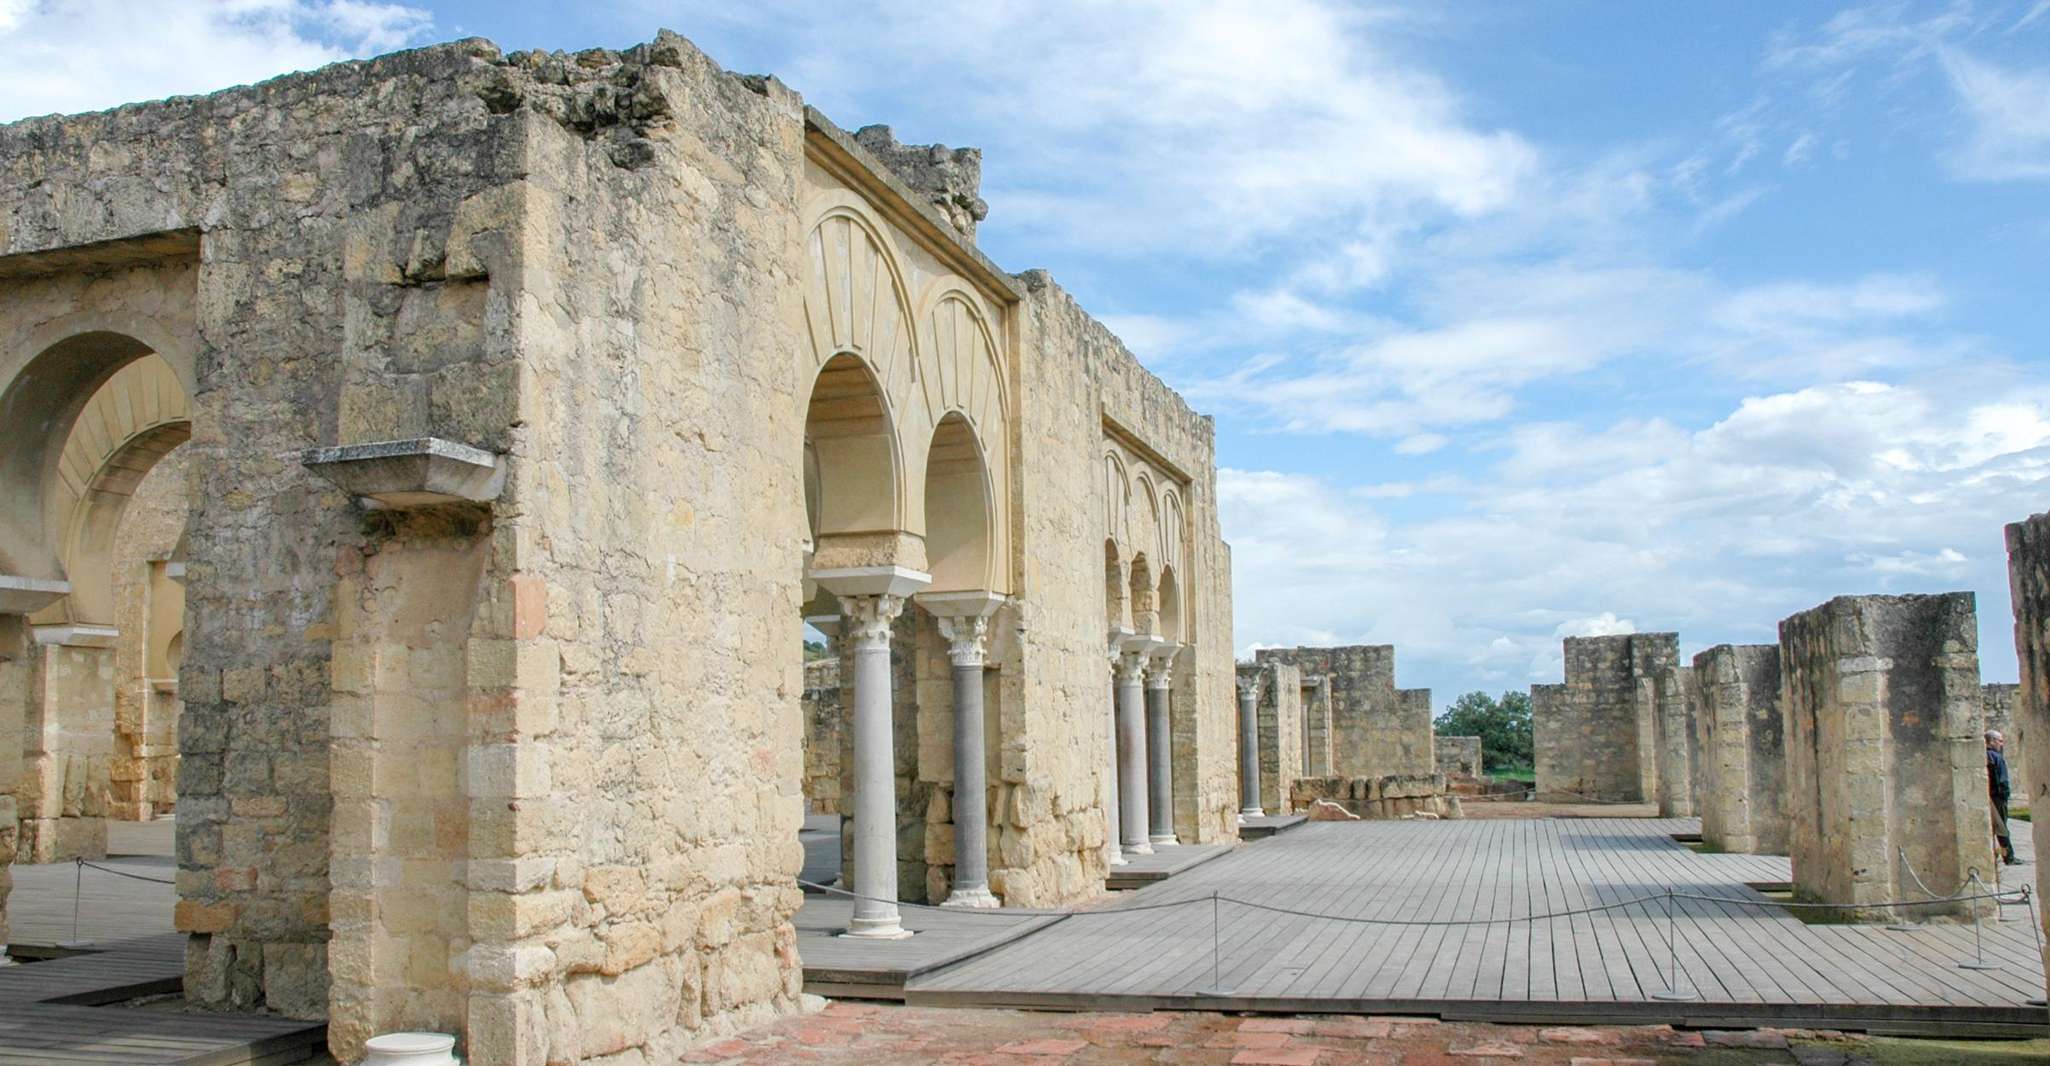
798 876 2026 926
76 858 176 885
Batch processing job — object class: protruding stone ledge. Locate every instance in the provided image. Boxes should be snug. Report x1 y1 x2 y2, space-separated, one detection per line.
301 437 506 509
33 622 119 648
0 574 70 615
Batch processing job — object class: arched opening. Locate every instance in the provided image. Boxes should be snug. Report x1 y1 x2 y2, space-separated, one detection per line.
921 413 991 593
1157 566 1182 645
1128 553 1156 638
8 347 193 861
1104 540 1127 632
804 353 900 547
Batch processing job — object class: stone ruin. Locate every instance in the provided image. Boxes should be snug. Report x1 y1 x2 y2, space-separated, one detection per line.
1779 593 1987 917
1236 660 1304 813
1435 735 1483 780
2005 514 2050 1010
1290 774 1462 820
1252 645 1435 781
1691 644 1789 855
0 30 1244 1064
1533 633 1681 803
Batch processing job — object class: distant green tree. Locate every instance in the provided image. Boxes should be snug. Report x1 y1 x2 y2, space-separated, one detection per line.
1434 690 1535 773
803 639 830 661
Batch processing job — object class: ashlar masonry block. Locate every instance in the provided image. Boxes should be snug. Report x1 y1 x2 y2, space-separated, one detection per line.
1534 633 1678 802
1780 593 1987 917
1692 644 1789 855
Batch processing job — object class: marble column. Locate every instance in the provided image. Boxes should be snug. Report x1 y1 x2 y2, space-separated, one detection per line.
1115 643 1152 855
1145 645 1180 846
1237 674 1265 819
925 592 1004 909
1104 632 1128 868
813 564 929 940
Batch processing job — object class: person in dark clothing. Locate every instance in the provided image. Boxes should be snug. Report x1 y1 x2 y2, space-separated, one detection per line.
1987 729 2020 866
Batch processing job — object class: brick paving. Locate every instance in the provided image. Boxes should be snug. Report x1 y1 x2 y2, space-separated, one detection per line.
676 1000 1899 1064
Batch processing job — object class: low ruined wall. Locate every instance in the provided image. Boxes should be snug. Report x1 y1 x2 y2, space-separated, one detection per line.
800 657 841 815
1240 661 1303 813
1693 644 1788 854
2004 514 2050 1007
1253 645 1433 779
1289 774 1461 820
1780 593 1986 916
1533 633 1676 802
1435 735 1482 778
1653 664 1696 817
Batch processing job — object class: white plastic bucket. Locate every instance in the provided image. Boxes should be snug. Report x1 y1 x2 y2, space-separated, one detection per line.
361 1031 460 1066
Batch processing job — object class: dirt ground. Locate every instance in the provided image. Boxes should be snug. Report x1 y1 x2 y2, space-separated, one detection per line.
676 1001 2049 1065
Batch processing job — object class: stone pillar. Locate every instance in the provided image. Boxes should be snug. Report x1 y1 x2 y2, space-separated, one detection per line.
1114 644 1151 855
1693 644 1788 855
1144 645 1179 846
18 626 115 863
925 591 1004 910
1653 664 1696 818
840 590 918 938
1780 593 1985 918
2004 514 2050 1006
1237 674 1263 818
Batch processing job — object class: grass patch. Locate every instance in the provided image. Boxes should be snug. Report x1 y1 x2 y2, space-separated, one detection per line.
1754 887 1862 925
1683 839 1724 855
2010 807 2030 823
1492 768 1535 784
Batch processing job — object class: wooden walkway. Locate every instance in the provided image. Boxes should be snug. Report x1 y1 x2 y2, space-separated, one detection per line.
1106 843 1233 890
909 818 2050 1037
796 896 1061 999
4 818 327 1064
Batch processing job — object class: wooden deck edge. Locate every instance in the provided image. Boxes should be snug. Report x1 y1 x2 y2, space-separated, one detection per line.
1107 847 1236 889
802 915 1071 989
44 975 183 1005
899 988 2050 1038
183 1023 330 1066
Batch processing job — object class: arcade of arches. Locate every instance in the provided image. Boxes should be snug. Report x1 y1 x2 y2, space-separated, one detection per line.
0 31 1234 1066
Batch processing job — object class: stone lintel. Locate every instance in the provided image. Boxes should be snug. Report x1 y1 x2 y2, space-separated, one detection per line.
0 574 71 615
33 621 118 648
300 437 505 509
809 565 931 600
1119 632 1170 657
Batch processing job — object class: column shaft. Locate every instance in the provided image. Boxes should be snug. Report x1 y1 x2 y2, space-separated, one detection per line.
1105 658 1124 866
1238 679 1264 817
937 613 999 908
1115 653 1151 854
845 595 909 938
1146 672 1177 845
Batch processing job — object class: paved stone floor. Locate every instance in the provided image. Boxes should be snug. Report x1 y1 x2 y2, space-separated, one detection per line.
680 1001 2048 1064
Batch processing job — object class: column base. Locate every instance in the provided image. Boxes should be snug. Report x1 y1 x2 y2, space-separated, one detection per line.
1148 833 1179 846
1124 841 1154 855
1240 807 1266 818
941 886 1002 909
840 917 915 940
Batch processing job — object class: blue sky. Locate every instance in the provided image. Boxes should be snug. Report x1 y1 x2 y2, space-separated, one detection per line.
5 1 2047 705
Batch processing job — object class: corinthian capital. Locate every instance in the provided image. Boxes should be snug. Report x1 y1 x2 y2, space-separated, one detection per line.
1145 644 1180 689
840 593 908 650
1115 648 1147 684
1237 674 1262 701
935 614 990 668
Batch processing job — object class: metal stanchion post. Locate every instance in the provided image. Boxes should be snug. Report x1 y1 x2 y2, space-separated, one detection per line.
1203 891 1227 997
1960 870 2000 971
60 857 89 950
1651 889 1696 1001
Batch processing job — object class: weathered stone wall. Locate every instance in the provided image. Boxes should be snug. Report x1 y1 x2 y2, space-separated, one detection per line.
850 125 987 241
1779 593 1987 916
1016 268 1238 885
1692 644 1788 855
1 26 1237 1061
1982 683 2030 808
800 656 842 815
108 446 187 821
1240 661 1303 813
1289 774 1460 819
1532 633 1676 802
1252 645 1433 779
1653 664 1696 817
16 640 112 861
2003 514 2050 1002
0 618 25 947
1435 735 1482 778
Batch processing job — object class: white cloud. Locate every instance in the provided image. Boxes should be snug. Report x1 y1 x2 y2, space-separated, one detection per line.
1223 378 2050 697
678 0 1536 256
1941 49 2050 180
0 0 433 123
